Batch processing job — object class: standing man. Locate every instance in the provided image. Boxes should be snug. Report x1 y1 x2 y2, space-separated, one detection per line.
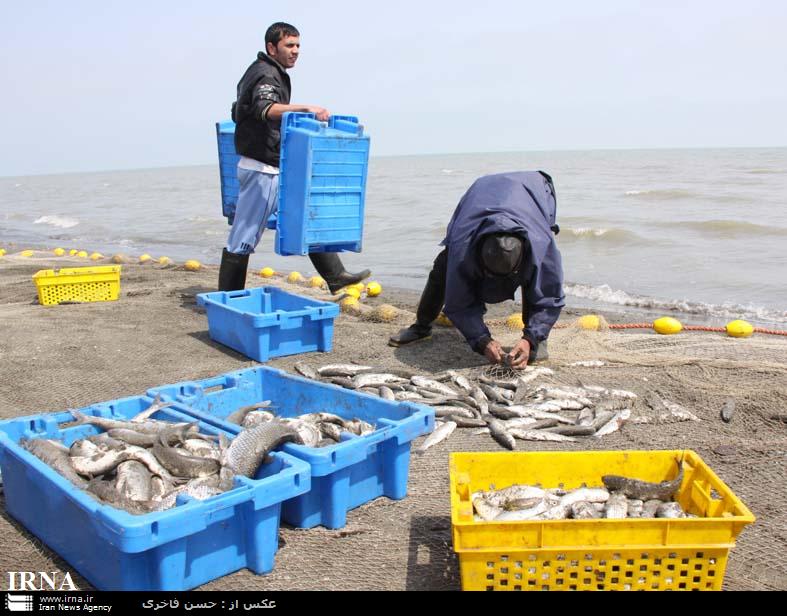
219 22 370 293
389 171 565 368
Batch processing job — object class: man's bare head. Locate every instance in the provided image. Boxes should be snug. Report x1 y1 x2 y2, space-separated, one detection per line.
265 22 300 69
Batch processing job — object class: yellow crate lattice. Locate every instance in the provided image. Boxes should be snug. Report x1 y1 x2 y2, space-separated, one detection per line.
32 265 121 306
449 450 755 591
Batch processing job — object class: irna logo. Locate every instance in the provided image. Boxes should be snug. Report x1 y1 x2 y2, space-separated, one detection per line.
6 572 77 591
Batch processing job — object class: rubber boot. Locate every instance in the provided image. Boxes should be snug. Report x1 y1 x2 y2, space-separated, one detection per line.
308 252 371 294
389 250 447 347
529 340 549 363
218 248 250 292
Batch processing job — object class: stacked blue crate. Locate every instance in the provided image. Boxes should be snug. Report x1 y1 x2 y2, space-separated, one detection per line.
276 113 370 256
215 122 277 229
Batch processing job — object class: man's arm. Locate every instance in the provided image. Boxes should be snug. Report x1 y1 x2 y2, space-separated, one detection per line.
265 103 329 122
522 240 565 345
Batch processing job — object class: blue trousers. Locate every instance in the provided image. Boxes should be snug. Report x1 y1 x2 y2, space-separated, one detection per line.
226 168 278 255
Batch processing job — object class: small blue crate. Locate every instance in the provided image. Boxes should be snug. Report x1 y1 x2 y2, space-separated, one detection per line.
196 286 340 362
276 113 371 256
149 366 435 529
215 121 277 230
0 396 310 591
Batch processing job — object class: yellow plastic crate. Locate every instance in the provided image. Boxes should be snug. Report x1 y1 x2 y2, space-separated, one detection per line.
32 265 121 306
449 450 755 591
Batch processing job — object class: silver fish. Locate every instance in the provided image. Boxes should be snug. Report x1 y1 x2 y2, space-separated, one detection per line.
415 421 456 454
319 422 345 442
411 376 459 397
576 407 595 427
593 409 632 437
479 376 519 391
559 488 610 507
223 421 301 478
434 406 476 419
353 373 405 389
473 497 504 521
71 410 188 436
507 428 578 443
446 415 488 428
656 502 686 519
479 384 511 406
71 448 131 476
281 418 322 447
22 439 88 488
182 438 221 460
293 362 319 380
627 499 644 518
242 410 275 429
470 386 490 415
106 429 158 448
379 386 396 401
542 424 597 437
642 499 663 518
448 372 473 393
152 441 221 478
486 418 516 450
131 394 173 422
571 501 602 519
116 460 152 501
226 401 273 426
602 460 684 501
495 500 550 521
604 492 629 519
342 418 376 436
720 398 735 423
318 364 375 377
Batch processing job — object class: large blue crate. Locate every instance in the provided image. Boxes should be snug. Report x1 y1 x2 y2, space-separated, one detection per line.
276 113 370 256
196 286 340 362
0 396 310 591
215 121 277 230
149 366 434 529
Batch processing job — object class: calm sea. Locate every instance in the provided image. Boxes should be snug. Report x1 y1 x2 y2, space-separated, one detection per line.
2 147 786 326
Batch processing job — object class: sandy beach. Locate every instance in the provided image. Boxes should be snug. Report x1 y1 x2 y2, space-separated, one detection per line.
1 251 786 591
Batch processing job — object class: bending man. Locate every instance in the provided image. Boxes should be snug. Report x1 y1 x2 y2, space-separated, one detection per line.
389 171 565 368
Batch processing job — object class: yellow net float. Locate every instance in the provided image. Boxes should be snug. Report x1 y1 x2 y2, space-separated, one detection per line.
184 260 202 271
53 248 66 256
344 287 361 299
366 281 382 297
505 313 525 331
308 276 325 288
158 256 172 265
139 254 153 263
726 320 753 338
287 271 304 283
577 314 601 331
69 249 79 256
0 248 6 257
20 249 35 257
259 267 275 278
90 252 104 261
653 316 683 335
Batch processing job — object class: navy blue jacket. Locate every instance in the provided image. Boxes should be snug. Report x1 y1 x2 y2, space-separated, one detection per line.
441 172 565 352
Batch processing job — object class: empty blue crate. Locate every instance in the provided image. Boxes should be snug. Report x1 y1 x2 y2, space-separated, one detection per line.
149 366 435 529
0 396 310 591
276 113 371 256
215 121 276 229
196 286 340 362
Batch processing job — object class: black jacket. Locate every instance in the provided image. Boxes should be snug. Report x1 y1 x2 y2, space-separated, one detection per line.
232 52 291 167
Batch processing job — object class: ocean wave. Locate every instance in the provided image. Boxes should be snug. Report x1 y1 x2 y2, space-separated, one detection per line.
660 220 787 237
565 282 787 325
746 168 786 175
557 227 642 244
33 215 79 229
623 189 696 200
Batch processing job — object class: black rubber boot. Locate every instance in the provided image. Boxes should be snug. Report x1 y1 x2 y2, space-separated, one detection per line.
388 249 448 347
308 252 371 294
388 323 432 347
218 248 250 292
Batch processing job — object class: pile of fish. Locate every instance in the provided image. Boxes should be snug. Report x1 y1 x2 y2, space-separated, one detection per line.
292 362 697 452
19 397 306 515
472 461 695 521
224 400 376 447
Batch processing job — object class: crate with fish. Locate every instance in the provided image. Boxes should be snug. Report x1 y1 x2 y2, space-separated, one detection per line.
449 450 755 591
276 112 370 256
148 366 434 529
196 286 340 362
0 395 310 591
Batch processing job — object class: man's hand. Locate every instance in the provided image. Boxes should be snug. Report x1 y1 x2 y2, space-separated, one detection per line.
306 106 330 121
483 339 505 365
508 338 531 369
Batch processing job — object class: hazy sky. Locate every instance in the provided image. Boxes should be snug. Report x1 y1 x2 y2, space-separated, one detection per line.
2 1 786 176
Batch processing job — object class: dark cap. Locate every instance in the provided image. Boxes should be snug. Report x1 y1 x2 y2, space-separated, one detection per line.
480 233 524 276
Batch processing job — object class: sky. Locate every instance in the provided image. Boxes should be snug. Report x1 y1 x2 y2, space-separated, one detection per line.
1 0 786 176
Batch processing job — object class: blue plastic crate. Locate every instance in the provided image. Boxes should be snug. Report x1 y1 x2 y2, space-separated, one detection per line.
148 366 434 529
276 113 370 256
0 396 310 591
215 121 277 230
196 286 340 362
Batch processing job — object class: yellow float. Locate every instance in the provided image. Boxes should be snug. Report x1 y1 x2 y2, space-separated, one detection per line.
366 281 382 297
309 276 325 288
53 248 65 256
184 260 202 271
259 267 275 278
20 249 35 257
90 252 103 261
653 316 683 335
726 320 754 338
505 313 525 330
287 271 304 283
577 314 601 331
139 254 153 263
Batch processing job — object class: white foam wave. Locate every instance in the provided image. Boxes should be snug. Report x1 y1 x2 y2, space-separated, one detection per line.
33 215 79 229
565 283 787 325
569 227 610 237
